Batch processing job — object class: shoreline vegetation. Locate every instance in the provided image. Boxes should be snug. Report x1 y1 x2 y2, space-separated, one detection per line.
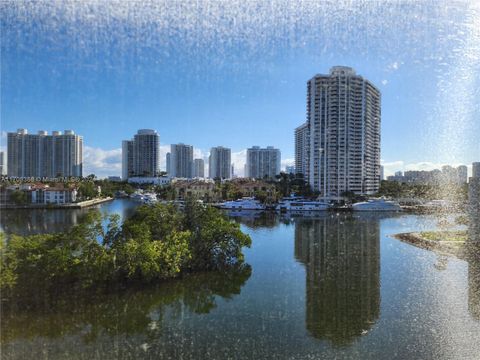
0 200 252 306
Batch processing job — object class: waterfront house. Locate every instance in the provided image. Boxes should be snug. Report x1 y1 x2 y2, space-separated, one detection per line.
171 179 220 202
227 178 278 202
30 184 78 204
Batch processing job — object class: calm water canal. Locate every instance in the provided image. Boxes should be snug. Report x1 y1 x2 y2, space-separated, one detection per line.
1 200 479 359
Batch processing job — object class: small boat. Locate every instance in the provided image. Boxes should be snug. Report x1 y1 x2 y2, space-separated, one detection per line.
352 198 402 211
424 200 452 208
114 190 128 198
276 197 330 212
130 192 144 201
220 197 265 210
142 193 158 204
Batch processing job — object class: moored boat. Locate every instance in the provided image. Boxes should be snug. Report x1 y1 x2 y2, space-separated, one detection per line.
130 191 144 201
219 197 265 210
352 198 402 211
276 197 330 212
142 193 158 204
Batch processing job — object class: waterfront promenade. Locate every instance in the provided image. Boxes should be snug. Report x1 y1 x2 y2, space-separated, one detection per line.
0 197 113 210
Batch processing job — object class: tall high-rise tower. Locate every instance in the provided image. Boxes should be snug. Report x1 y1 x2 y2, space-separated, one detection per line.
122 129 160 179
246 146 281 179
7 129 83 177
170 143 194 178
133 129 160 177
122 140 134 180
209 146 231 179
295 123 308 176
0 151 6 175
302 66 381 197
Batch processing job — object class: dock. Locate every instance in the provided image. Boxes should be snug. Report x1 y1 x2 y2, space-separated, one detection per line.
0 197 114 210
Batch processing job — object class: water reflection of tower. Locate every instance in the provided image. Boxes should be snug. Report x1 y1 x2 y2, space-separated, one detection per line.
0 208 82 235
468 259 480 320
467 204 480 320
294 214 381 345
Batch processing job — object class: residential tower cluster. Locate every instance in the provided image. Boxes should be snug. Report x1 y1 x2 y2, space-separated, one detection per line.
5 129 83 178
3 66 477 202
387 165 470 185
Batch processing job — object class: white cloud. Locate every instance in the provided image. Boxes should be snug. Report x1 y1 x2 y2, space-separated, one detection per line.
193 148 206 159
75 142 480 181
381 79 388 86
381 160 405 177
381 160 473 177
231 149 247 177
83 146 122 178
159 145 170 171
281 158 295 171
86 144 213 178
0 131 7 152
388 61 400 71
404 161 445 171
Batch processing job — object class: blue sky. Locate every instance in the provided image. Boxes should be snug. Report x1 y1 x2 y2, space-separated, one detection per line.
1 1 479 177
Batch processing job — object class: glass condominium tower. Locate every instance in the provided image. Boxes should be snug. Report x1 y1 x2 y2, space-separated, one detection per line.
122 129 160 179
301 66 381 198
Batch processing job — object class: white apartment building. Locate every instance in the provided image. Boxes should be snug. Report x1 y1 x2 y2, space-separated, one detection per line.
170 143 194 178
209 146 231 179
295 123 308 176
302 66 381 197
0 151 6 175
7 129 83 178
128 176 171 186
31 186 78 204
246 146 281 179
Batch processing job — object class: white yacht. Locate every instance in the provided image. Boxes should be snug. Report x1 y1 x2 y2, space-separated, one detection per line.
130 191 144 201
276 197 330 212
220 197 265 211
142 193 158 204
352 199 402 211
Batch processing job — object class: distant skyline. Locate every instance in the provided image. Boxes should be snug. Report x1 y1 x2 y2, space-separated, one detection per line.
1 1 479 178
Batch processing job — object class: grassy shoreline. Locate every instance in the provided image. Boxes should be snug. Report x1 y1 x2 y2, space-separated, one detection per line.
392 230 473 260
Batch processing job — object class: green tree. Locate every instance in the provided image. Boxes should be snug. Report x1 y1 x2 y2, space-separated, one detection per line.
10 190 27 205
184 199 251 270
115 223 191 281
78 182 97 199
1 202 252 302
155 184 176 200
254 190 268 204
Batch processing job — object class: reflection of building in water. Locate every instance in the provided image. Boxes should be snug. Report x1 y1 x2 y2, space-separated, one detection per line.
1 200 140 236
227 211 279 229
295 214 380 345
467 209 480 320
0 209 84 235
468 259 480 321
